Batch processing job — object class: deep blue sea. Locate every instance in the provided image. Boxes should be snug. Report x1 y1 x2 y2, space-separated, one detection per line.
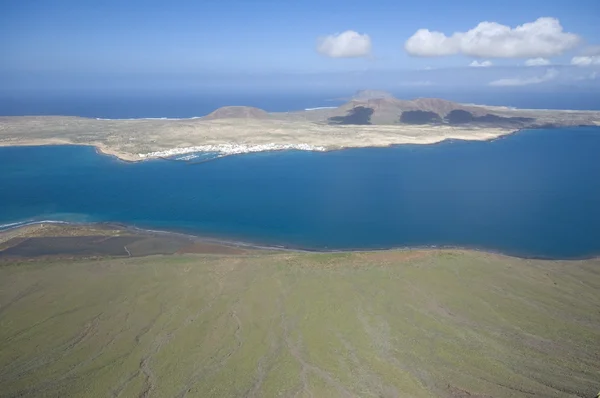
1 127 599 258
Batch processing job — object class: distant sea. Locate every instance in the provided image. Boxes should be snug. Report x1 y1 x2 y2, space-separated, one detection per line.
1 127 599 259
1 90 600 118
0 92 345 118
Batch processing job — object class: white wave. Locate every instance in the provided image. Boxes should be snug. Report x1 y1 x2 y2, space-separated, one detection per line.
96 116 203 121
304 106 337 111
0 221 31 229
176 154 200 161
0 219 72 230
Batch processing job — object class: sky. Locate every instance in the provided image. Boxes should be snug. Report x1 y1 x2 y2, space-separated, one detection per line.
1 0 599 92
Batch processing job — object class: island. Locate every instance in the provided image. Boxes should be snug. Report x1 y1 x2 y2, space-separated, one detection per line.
1 91 599 161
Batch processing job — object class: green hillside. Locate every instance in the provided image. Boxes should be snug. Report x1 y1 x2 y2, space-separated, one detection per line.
1 250 599 397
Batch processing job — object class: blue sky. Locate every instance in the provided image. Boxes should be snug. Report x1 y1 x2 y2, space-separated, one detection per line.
1 0 599 91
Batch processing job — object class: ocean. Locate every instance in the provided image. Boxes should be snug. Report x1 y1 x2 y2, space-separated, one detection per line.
0 92 345 119
1 90 600 118
1 127 599 258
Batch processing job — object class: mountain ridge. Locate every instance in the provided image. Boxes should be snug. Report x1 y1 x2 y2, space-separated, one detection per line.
201 94 599 128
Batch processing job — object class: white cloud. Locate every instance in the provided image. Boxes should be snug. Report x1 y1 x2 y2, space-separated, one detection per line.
525 57 551 66
405 17 580 58
489 68 559 86
570 45 600 66
317 30 371 58
469 60 493 67
571 55 600 66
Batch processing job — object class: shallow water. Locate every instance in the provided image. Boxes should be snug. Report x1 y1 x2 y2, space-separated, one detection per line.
1 127 599 258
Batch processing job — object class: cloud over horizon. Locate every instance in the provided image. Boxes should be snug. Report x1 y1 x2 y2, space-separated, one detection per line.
469 60 493 67
489 68 559 86
405 17 580 58
317 31 372 58
525 58 551 66
571 56 600 66
571 47 600 66
398 80 433 86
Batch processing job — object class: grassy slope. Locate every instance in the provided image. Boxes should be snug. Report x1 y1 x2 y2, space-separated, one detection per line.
0 250 599 397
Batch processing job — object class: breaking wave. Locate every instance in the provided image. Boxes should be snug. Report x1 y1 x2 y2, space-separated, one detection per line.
95 116 203 121
304 106 337 111
0 219 70 231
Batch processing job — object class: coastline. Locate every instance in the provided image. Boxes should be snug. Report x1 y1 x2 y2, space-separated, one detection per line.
2 219 599 261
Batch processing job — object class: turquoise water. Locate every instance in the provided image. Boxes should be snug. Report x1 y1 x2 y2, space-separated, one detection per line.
1 127 599 258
